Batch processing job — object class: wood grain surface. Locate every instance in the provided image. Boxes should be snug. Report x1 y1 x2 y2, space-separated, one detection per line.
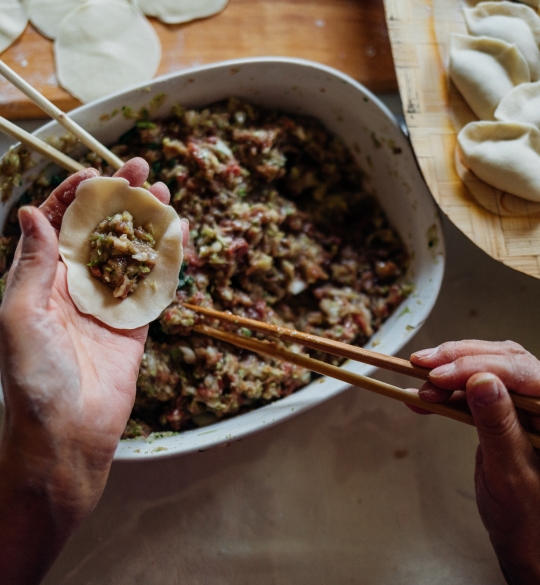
0 0 397 119
384 0 540 280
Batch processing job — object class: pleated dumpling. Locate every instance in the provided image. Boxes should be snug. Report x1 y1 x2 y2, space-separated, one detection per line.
457 121 540 202
495 81 540 130
449 34 530 120
464 1 540 81
455 145 540 216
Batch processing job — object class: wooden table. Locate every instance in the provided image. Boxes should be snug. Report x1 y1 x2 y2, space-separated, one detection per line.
0 0 398 119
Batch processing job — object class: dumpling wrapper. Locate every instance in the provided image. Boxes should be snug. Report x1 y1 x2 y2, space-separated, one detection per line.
454 146 540 216
59 177 184 330
136 0 228 24
495 81 540 130
27 0 87 40
464 1 540 81
449 34 530 121
457 121 540 203
55 0 161 103
0 0 28 54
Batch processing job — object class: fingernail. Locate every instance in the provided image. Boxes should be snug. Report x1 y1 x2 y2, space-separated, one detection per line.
181 218 189 226
430 363 455 377
413 347 437 359
469 375 501 406
18 207 34 237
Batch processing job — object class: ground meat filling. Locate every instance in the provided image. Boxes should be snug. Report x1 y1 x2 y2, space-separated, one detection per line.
0 98 412 438
88 211 159 299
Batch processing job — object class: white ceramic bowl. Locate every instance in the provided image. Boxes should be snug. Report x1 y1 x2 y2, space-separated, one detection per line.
0 58 445 460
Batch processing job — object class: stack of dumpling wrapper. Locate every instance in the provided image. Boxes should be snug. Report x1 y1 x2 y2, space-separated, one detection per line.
451 0 540 205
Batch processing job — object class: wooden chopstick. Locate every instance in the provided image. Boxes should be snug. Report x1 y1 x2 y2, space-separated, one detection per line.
184 303 430 379
0 60 124 172
185 303 540 416
194 323 540 449
0 116 85 174
0 60 152 189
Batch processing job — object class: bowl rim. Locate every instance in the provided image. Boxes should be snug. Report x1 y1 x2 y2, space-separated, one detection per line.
66 55 403 129
0 57 446 461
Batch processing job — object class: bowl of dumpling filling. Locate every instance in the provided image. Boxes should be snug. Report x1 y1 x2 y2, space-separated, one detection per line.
0 58 445 460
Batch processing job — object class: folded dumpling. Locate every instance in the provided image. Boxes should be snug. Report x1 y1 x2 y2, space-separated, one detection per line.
457 121 540 202
464 1 540 81
455 145 540 215
449 34 530 120
494 81 540 130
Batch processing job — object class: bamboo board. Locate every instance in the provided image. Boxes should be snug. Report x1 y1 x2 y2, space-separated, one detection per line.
384 0 540 280
0 0 397 119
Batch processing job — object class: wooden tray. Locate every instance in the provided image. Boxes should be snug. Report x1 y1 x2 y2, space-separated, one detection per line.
0 0 397 119
384 0 540 280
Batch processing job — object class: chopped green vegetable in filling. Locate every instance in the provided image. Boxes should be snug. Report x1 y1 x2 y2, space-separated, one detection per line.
88 211 158 299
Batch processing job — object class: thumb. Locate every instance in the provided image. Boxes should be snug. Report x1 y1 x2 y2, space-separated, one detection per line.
466 373 534 472
4 207 59 309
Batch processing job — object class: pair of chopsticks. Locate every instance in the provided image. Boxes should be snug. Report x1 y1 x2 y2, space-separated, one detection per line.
2 60 540 449
184 304 540 449
0 60 154 189
0 60 124 174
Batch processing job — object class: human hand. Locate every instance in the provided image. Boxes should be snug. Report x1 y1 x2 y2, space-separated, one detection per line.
410 340 540 584
0 158 188 584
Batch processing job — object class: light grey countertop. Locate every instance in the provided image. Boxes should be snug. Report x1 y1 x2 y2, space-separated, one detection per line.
2 99 539 584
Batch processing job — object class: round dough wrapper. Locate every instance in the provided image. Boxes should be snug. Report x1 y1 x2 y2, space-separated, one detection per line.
0 0 28 54
27 0 86 40
59 177 184 330
495 81 540 130
454 146 540 216
464 1 540 81
137 0 228 24
55 0 161 103
449 34 530 121
457 120 540 203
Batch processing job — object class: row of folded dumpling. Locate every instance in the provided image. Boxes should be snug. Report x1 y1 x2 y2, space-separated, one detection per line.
451 1 540 204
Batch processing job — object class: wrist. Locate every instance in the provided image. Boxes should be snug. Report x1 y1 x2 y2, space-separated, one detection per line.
0 437 107 585
0 418 111 524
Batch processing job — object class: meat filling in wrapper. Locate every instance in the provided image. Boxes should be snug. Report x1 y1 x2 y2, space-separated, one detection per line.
88 211 159 300
59 177 184 329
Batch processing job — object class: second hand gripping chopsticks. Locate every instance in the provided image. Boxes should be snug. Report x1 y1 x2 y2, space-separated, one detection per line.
185 303 540 448
1 59 539 447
